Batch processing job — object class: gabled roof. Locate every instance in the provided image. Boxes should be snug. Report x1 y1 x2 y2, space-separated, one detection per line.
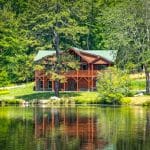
34 47 117 63
71 47 117 62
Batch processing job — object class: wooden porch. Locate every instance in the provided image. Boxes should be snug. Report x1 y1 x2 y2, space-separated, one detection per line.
35 70 99 78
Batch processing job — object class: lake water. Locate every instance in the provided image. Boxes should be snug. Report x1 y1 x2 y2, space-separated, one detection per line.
0 106 150 150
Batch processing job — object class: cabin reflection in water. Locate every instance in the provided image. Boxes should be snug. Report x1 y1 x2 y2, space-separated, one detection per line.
34 108 107 150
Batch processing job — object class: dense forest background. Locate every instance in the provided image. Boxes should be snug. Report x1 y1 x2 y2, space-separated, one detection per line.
0 0 149 88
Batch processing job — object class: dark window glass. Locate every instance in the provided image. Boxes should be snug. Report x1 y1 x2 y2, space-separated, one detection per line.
81 64 88 70
48 81 52 89
94 64 108 70
39 80 43 88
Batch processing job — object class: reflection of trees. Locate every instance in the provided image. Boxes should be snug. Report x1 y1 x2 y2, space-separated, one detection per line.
143 109 150 150
0 118 35 150
97 107 150 150
115 109 150 150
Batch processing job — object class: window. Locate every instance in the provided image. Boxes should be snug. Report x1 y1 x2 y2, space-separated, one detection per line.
94 64 108 70
81 64 88 70
40 80 43 89
48 81 52 89
37 80 43 89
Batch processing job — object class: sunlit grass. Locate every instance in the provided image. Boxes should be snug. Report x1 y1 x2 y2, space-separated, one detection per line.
130 96 150 106
130 79 145 90
0 83 99 104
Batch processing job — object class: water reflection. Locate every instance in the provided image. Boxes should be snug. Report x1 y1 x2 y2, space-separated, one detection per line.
34 107 106 150
0 106 150 150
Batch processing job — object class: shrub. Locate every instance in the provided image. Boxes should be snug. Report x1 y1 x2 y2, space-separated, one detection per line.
120 97 131 105
97 67 131 105
2 99 24 105
99 93 123 105
74 92 99 104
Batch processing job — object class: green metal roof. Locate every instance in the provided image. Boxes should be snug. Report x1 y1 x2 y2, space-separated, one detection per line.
34 50 55 61
34 48 117 62
87 50 117 62
72 47 117 62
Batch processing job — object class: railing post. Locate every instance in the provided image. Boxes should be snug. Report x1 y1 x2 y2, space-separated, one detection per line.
77 70 79 91
88 64 90 91
91 64 93 91
52 80 54 91
63 82 65 91
43 76 45 91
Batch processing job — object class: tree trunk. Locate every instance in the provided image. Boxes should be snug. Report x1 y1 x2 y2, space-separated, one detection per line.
53 29 60 97
54 80 59 97
144 64 150 94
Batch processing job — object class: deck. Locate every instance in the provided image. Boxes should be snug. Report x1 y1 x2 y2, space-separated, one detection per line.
35 70 99 78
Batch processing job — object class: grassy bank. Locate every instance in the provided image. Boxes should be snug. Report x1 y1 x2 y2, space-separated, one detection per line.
0 77 150 106
130 96 150 106
0 83 99 105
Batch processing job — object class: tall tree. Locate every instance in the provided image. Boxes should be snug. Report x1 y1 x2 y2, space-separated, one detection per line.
99 0 150 94
25 0 88 96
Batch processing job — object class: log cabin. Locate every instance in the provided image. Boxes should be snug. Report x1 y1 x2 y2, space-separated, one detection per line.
34 47 117 91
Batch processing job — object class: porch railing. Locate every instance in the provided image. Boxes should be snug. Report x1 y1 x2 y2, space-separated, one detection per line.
35 70 100 77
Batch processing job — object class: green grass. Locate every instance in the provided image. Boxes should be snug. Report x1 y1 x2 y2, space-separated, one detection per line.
0 79 149 105
74 92 99 104
0 82 99 104
130 79 145 90
130 96 150 106
0 90 9 95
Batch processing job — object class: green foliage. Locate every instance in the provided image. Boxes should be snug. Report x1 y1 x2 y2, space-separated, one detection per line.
99 0 150 93
0 70 9 87
0 5 33 86
97 67 131 105
130 79 145 90
0 89 9 95
99 94 131 105
99 93 123 105
2 99 23 105
74 92 99 104
121 97 131 105
97 67 131 95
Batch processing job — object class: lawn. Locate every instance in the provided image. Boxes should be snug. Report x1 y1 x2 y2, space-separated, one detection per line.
0 73 149 106
130 96 150 106
0 82 99 104
130 79 145 90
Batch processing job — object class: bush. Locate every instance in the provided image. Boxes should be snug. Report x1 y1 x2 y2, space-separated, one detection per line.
97 67 131 105
2 99 24 105
74 92 99 104
121 97 131 105
126 91 135 97
99 93 123 105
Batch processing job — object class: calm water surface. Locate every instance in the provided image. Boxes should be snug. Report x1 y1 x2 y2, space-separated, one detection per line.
0 106 150 150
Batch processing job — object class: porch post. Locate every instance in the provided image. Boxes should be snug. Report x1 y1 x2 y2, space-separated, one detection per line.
43 76 45 91
63 82 65 91
88 64 90 91
35 77 37 91
91 64 93 91
77 70 79 91
52 80 54 91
